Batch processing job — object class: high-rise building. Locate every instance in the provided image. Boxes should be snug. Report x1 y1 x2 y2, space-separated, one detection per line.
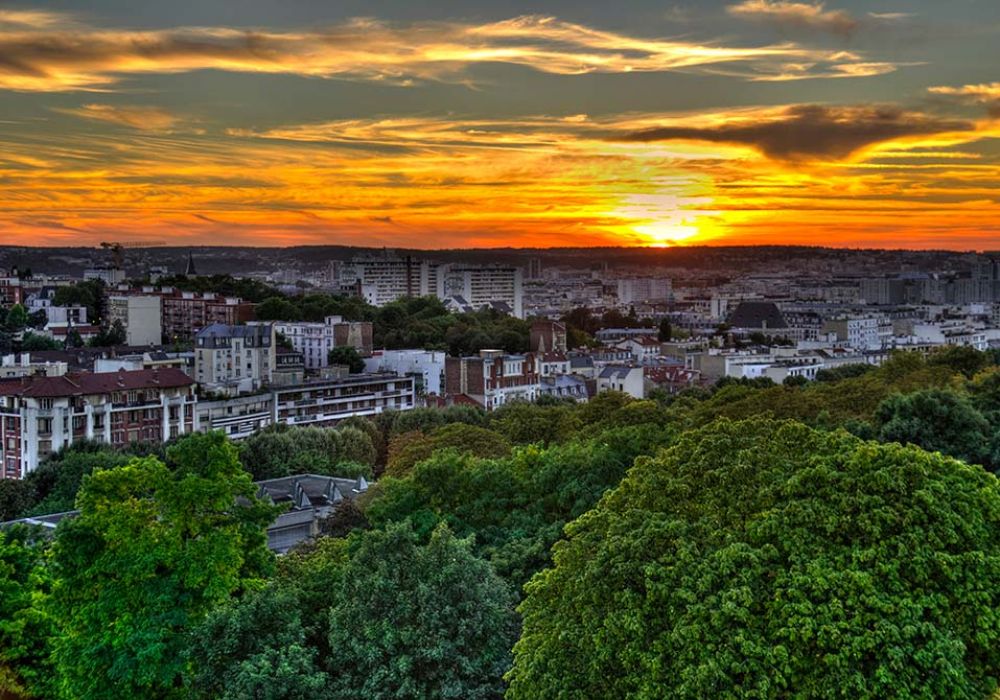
441 266 524 318
616 277 672 305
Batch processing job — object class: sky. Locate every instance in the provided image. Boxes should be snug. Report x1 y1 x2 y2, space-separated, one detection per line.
0 0 998 250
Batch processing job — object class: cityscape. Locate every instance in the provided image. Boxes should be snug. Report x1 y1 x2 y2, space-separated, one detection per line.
3 0 1000 698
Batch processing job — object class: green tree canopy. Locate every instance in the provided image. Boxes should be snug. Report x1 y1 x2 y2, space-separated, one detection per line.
874 388 997 469
50 432 277 699
325 523 518 700
327 345 366 374
509 418 1000 699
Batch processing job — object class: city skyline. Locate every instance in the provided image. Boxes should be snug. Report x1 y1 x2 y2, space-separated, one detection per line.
1 1 999 250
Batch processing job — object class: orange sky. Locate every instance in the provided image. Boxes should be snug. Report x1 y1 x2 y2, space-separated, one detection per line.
1 3 999 250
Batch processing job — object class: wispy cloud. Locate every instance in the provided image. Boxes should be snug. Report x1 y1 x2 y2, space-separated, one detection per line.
0 12 902 92
54 104 185 130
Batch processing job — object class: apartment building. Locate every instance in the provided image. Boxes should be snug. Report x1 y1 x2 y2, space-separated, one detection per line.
0 274 23 308
337 256 439 306
441 265 524 318
107 295 162 346
365 349 446 396
0 368 195 478
616 277 672 305
444 350 540 410
273 373 415 427
194 323 275 395
272 316 374 370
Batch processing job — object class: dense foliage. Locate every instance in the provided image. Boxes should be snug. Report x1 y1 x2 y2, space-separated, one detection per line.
2 347 1000 698
509 419 1000 699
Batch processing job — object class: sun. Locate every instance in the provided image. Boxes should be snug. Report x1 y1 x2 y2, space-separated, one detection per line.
631 221 702 247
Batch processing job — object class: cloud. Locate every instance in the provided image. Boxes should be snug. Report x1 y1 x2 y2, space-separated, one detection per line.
929 83 1000 115
54 104 183 130
727 1 860 36
613 105 973 161
0 12 901 91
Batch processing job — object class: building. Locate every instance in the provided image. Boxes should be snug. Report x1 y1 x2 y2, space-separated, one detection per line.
616 336 663 364
160 290 255 341
364 349 446 396
107 295 162 346
273 348 306 386
3 472 373 555
259 474 370 553
444 350 540 410
194 323 275 395
83 267 126 286
597 365 645 399
526 257 543 280
337 256 438 306
616 277 672 305
538 352 570 377
822 317 882 350
0 274 23 308
728 302 789 333
0 354 68 379
0 368 195 478
539 374 588 401
194 393 274 441
441 266 524 318
530 319 567 353
859 278 906 305
273 373 415 427
272 316 373 370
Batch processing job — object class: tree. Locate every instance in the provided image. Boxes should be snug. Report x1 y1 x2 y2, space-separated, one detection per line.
24 442 130 517
19 332 62 351
3 304 28 333
509 419 1000 699
53 279 105 323
0 526 56 699
89 319 126 347
187 586 330 700
874 389 996 469
240 425 375 481
327 346 366 374
657 317 672 342
386 424 511 477
0 478 35 521
50 432 278 699
325 523 518 700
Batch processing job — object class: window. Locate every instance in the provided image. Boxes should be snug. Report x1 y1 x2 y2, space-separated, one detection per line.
39 398 53 410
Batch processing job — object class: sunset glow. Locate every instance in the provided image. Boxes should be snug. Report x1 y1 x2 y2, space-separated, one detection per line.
1 2 998 250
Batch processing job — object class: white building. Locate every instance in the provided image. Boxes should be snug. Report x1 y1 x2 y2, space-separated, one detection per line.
821 317 882 351
337 256 441 306
83 267 126 286
271 316 373 370
365 349 446 396
441 266 524 318
107 295 162 346
617 278 672 306
597 365 645 399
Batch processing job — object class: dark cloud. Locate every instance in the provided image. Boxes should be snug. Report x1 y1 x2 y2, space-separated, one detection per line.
614 105 973 161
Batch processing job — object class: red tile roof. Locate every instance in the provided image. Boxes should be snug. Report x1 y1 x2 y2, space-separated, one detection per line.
0 368 194 398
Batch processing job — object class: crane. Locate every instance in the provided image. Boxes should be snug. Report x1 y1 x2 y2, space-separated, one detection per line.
100 240 165 269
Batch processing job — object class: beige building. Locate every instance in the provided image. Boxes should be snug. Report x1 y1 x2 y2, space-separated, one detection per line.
194 323 276 395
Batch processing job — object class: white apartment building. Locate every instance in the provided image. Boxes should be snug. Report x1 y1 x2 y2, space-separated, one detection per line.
597 365 645 399
337 256 440 306
271 316 373 370
616 277 672 306
107 295 162 346
441 266 524 318
821 317 882 351
365 349 446 395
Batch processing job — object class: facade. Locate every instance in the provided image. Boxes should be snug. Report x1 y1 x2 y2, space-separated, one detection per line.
161 290 255 341
597 365 645 399
273 348 306 386
365 349 446 396
260 474 370 553
822 317 882 350
83 267 126 286
194 323 275 395
616 277 672 305
107 295 162 346
444 350 540 410
0 368 195 478
337 256 437 306
441 266 524 318
0 274 23 308
273 373 415 427
195 394 274 440
530 319 568 353
272 316 374 370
